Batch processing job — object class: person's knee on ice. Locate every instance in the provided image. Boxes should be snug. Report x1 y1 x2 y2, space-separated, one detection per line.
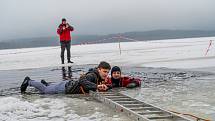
41 79 49 86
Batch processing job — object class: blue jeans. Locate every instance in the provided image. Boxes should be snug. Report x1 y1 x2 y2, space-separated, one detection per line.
28 80 68 94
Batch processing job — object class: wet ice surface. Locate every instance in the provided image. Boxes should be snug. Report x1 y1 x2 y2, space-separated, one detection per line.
1 95 133 121
121 66 215 120
0 65 131 121
0 95 131 121
0 65 215 120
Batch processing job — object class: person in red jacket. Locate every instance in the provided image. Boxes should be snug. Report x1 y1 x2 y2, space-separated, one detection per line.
105 66 141 88
57 18 74 64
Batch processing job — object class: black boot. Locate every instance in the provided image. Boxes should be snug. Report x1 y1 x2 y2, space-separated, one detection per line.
61 57 64 64
21 76 31 93
68 60 73 63
41 80 49 86
67 59 73 63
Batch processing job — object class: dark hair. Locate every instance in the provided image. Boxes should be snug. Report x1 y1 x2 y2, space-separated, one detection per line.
98 61 111 70
62 18 66 22
111 66 121 75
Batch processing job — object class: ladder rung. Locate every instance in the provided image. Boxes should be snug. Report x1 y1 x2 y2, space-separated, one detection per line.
99 92 115 94
123 104 143 107
105 96 127 99
138 111 164 115
99 92 119 95
129 107 157 111
147 115 174 120
116 101 140 104
112 98 133 101
102 94 121 96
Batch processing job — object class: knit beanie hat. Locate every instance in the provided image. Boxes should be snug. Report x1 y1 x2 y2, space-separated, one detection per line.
111 66 121 76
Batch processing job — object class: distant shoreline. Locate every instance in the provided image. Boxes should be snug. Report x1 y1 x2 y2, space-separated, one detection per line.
1 30 215 50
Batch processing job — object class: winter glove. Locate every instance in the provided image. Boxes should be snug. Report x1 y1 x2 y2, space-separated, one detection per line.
126 82 137 88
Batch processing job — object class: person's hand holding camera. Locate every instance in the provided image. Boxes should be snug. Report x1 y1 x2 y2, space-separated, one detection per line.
66 24 69 28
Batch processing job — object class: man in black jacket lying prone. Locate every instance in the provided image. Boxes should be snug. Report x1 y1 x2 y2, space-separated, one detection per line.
20 61 111 94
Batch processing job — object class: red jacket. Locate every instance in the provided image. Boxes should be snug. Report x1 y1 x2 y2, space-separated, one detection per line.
57 24 74 41
105 76 141 88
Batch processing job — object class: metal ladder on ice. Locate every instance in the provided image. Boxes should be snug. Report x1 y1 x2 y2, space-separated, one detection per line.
90 91 193 121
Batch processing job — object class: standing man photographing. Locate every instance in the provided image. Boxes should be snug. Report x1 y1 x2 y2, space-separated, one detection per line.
57 18 74 64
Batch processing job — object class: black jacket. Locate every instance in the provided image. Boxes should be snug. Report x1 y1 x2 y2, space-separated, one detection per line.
65 68 104 94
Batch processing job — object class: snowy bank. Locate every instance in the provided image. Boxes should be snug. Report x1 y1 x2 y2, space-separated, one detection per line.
0 37 214 70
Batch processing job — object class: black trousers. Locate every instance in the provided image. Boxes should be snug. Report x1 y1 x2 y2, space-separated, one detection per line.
60 41 71 62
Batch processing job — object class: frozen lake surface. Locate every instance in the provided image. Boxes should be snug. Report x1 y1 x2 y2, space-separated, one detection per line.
0 65 215 120
0 37 215 120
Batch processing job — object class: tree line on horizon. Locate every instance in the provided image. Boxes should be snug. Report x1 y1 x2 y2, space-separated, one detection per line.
0 30 215 50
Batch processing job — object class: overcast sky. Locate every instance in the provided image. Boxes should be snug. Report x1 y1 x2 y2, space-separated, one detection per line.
0 0 215 40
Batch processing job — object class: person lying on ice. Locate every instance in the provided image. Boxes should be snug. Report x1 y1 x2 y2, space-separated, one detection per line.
105 66 141 88
20 61 111 94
